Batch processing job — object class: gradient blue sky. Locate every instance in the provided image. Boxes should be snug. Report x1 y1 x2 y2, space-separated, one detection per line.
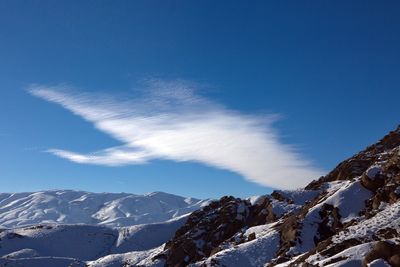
1 1 400 198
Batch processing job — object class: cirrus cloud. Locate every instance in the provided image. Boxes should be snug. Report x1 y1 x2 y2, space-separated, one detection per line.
28 80 324 189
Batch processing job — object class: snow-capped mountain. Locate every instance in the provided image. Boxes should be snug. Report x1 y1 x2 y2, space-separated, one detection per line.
0 191 210 266
0 190 209 228
1 126 400 266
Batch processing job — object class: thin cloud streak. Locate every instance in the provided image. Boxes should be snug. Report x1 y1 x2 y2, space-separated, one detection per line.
29 81 324 189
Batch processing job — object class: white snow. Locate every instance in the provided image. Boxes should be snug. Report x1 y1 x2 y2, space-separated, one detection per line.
2 248 39 259
368 259 390 267
368 259 391 267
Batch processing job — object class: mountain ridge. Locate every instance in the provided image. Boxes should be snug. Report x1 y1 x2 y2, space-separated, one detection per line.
0 190 210 228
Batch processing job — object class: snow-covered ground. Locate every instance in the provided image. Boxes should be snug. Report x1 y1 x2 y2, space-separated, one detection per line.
0 216 188 266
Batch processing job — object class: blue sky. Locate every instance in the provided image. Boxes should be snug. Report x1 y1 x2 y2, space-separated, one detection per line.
1 1 400 199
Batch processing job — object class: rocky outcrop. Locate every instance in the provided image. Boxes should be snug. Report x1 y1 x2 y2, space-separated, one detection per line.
157 195 280 267
306 126 400 190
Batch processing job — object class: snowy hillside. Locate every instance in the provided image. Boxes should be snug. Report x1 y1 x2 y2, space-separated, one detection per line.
0 190 209 228
0 216 186 267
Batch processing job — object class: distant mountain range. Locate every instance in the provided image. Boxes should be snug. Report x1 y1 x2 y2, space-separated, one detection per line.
0 190 210 228
0 126 399 266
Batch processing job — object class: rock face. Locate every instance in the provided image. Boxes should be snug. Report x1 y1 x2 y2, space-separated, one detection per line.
158 196 276 267
158 126 400 267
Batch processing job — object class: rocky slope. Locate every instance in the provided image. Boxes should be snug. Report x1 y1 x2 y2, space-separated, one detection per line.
153 126 400 266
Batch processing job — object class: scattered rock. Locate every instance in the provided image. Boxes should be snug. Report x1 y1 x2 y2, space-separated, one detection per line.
247 232 256 241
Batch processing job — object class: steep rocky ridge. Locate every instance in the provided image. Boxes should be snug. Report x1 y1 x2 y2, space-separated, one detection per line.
156 126 400 267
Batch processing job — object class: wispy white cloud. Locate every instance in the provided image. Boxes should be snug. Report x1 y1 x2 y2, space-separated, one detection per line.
28 80 324 189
